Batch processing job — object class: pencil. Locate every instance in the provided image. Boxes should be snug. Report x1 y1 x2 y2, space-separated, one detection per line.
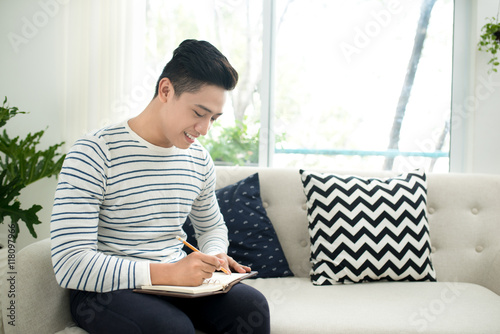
176 236 231 274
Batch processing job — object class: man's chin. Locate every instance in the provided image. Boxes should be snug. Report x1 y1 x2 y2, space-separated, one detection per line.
176 141 192 150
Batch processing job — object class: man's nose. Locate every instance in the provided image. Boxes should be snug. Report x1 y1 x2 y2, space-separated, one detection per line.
195 118 212 136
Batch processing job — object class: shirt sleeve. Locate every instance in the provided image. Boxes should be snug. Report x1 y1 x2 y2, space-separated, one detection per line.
188 151 229 255
50 136 150 292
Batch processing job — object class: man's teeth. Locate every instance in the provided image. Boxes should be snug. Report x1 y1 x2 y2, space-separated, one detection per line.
185 132 195 140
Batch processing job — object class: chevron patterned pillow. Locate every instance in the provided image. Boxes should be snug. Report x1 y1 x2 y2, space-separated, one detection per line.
300 169 436 285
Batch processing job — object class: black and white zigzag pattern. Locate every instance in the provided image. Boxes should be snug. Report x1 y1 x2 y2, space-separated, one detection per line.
300 169 436 285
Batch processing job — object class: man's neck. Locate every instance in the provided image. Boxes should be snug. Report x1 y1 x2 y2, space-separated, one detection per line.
128 98 171 148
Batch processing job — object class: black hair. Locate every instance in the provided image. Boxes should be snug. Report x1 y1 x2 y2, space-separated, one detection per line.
153 39 239 98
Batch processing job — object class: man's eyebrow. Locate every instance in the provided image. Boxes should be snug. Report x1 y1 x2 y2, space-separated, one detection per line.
195 104 223 115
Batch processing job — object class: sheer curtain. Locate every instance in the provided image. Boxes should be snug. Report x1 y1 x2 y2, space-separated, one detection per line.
61 0 146 148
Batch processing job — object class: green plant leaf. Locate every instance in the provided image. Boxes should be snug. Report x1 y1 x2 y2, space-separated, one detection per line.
198 118 263 165
0 97 65 241
0 201 42 241
0 97 25 128
0 171 40 241
477 16 500 74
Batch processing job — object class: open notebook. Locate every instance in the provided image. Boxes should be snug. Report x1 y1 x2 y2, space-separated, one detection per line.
135 271 257 298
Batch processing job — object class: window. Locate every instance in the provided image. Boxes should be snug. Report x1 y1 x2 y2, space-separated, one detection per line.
145 0 453 172
145 0 263 166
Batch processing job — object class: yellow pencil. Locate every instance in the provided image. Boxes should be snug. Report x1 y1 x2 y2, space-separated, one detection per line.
176 236 231 274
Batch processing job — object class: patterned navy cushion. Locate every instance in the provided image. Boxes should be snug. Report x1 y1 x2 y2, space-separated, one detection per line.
300 169 436 285
184 173 293 278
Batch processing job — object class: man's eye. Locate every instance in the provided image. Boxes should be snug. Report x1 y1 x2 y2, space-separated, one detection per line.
194 110 203 117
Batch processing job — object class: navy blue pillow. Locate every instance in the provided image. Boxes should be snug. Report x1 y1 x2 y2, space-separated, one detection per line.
183 173 293 278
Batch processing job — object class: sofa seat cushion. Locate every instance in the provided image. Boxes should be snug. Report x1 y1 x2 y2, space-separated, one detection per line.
243 277 500 334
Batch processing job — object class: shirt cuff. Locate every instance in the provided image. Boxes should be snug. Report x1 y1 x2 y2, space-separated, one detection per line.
136 261 152 287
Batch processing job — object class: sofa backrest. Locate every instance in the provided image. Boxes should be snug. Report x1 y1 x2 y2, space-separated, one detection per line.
424 172 500 294
215 166 314 277
215 166 500 295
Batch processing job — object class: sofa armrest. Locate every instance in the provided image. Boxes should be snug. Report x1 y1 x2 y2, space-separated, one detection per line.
5 238 74 334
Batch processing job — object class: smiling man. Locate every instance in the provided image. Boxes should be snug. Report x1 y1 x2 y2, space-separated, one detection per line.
50 39 270 334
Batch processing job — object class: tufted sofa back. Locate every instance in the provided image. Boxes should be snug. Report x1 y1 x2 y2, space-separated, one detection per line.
215 166 500 295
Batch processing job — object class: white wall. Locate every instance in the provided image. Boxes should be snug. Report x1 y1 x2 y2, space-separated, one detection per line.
448 0 500 174
471 0 500 174
0 0 66 250
0 0 499 250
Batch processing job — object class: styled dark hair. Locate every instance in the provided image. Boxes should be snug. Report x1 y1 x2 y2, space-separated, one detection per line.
153 39 239 98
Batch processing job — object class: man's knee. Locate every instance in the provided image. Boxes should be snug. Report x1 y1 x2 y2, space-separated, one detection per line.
234 287 271 334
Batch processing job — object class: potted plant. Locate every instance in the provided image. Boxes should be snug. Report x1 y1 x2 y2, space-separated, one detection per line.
0 97 65 243
478 16 500 74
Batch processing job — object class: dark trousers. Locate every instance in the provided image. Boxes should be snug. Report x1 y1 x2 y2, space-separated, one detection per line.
70 283 270 334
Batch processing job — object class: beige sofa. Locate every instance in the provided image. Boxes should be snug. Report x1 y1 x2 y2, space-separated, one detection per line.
2 166 500 333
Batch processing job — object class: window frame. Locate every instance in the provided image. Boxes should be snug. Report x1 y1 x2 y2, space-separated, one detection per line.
449 0 473 173
259 0 465 171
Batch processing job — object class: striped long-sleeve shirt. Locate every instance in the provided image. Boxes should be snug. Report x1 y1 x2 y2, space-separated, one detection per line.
50 121 228 293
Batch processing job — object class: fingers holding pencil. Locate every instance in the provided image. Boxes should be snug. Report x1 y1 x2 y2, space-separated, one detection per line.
177 236 231 275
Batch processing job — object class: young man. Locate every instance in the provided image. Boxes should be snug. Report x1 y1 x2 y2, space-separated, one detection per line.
51 39 270 334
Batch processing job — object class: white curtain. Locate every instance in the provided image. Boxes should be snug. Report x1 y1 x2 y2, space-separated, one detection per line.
61 0 146 148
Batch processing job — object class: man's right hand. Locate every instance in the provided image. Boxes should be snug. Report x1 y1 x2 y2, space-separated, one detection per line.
149 252 225 286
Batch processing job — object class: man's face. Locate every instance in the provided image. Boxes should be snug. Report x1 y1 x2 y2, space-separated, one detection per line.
158 81 226 149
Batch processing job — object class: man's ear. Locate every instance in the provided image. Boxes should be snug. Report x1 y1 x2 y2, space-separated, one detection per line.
158 78 174 103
